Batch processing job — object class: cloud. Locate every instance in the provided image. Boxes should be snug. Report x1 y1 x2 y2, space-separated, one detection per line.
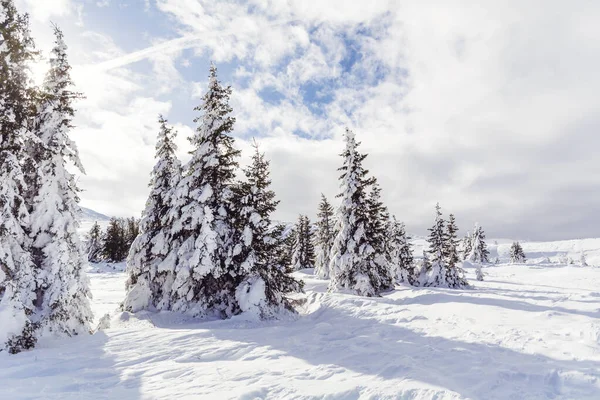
17 0 600 240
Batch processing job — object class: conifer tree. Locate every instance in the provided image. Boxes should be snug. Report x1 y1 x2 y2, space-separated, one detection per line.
86 221 103 263
169 63 241 317
232 144 303 317
0 1 41 353
123 116 181 312
509 241 526 264
314 194 335 279
281 226 296 272
469 224 490 263
329 128 393 296
423 204 467 288
291 215 315 271
445 214 460 268
26 26 93 339
102 217 127 262
388 217 416 285
461 232 472 261
580 251 588 267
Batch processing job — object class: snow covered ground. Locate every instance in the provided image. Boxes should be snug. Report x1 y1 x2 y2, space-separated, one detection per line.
1 258 599 399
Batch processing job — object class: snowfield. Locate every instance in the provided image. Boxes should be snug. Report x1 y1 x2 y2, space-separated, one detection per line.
1 262 600 399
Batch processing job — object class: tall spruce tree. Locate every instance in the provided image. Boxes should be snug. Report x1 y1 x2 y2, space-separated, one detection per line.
314 194 335 279
388 217 416 285
169 63 241 317
443 213 467 287
328 128 393 296
291 214 315 271
468 224 490 264
423 204 467 288
86 221 103 263
0 0 39 353
123 115 181 312
461 232 472 261
232 144 303 317
102 217 127 262
27 26 93 338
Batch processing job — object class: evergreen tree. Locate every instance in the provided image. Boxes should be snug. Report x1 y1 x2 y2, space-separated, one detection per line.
469 224 490 263
169 63 241 317
445 214 460 268
291 214 315 271
329 128 393 296
0 0 41 353
281 226 296 272
388 217 416 285
102 217 127 262
123 116 181 312
509 242 526 264
125 217 140 248
580 251 588 267
314 194 335 279
85 221 103 263
461 232 472 261
423 204 467 288
27 26 93 339
232 144 303 317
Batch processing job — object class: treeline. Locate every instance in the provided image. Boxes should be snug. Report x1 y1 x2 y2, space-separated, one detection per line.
86 218 140 263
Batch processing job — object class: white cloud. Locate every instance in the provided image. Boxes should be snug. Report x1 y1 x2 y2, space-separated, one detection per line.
16 0 600 240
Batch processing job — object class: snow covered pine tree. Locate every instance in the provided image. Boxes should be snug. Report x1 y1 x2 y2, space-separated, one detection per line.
314 194 335 279
367 179 393 280
27 26 93 339
388 216 416 285
444 214 467 287
469 224 490 264
0 0 39 353
85 221 103 262
123 115 181 312
509 242 526 264
164 63 243 317
422 204 467 288
232 143 303 317
329 128 393 296
291 214 315 271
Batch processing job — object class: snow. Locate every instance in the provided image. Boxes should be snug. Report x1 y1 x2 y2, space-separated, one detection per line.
1 252 600 398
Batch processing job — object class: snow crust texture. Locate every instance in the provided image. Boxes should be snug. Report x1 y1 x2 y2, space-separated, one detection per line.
1 262 599 399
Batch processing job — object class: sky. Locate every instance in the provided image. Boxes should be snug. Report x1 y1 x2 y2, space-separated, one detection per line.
16 0 600 241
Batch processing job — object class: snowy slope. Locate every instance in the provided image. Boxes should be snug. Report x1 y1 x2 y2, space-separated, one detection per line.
78 206 111 236
1 259 599 399
411 236 600 266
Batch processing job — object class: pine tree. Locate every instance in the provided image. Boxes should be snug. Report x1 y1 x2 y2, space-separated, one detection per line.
26 26 93 339
169 63 241 317
125 217 140 248
509 242 526 264
85 221 103 263
0 0 41 353
469 224 490 263
281 226 296 272
444 213 467 287
445 214 460 268
580 251 588 267
123 115 181 312
329 128 392 296
102 217 127 262
314 194 335 279
232 144 303 317
388 217 416 285
461 232 472 261
291 215 315 271
423 204 467 288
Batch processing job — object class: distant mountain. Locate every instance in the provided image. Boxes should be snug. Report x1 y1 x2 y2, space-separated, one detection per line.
81 207 111 221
